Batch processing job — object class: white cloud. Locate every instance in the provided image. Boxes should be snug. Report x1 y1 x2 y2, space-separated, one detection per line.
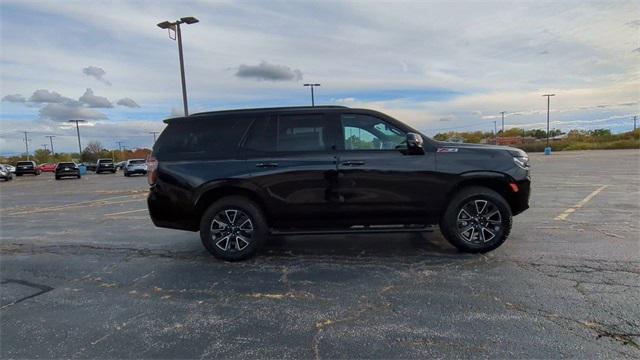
116 97 140 108
236 61 303 81
29 89 70 103
78 88 113 108
39 103 107 122
2 94 26 103
82 66 111 86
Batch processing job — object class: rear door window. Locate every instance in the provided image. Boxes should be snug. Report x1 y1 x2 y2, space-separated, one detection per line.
155 116 253 160
244 114 331 153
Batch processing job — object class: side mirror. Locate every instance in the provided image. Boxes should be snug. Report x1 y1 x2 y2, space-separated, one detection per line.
406 133 425 155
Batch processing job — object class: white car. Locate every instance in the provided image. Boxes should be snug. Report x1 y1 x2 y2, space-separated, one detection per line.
123 159 148 177
2 164 15 173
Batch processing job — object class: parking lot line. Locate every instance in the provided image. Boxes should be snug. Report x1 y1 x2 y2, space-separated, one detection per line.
554 185 608 221
104 208 148 217
5 195 146 216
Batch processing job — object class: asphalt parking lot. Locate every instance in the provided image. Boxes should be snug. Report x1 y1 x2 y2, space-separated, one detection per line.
1 149 639 358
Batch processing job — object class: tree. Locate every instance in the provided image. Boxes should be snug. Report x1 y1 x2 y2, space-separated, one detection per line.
82 141 103 163
590 129 611 137
33 149 51 164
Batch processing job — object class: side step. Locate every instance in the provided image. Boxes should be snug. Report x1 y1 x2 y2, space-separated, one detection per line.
270 224 436 236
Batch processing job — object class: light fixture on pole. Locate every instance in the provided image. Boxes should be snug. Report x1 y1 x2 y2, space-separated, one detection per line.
68 120 87 158
158 17 199 116
303 83 320 107
542 94 555 155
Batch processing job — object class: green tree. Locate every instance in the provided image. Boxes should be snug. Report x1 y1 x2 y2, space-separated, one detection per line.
33 149 52 164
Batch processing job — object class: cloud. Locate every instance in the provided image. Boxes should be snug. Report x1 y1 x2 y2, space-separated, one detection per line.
235 61 303 81
82 66 111 85
29 89 69 103
39 103 107 121
79 88 113 108
116 97 140 108
170 107 184 117
2 94 26 103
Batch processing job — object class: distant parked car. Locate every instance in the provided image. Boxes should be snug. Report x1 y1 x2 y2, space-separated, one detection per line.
96 159 116 174
2 164 15 173
55 162 81 180
15 161 40 176
0 164 12 181
38 163 57 173
123 159 147 177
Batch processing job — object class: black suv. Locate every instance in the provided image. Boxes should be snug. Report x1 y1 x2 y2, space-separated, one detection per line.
148 106 530 261
96 159 116 174
55 162 81 180
15 161 40 176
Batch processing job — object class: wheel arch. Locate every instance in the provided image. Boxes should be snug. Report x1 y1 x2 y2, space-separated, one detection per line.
446 171 519 214
194 182 270 224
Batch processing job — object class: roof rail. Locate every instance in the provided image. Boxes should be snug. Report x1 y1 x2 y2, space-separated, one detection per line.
188 105 349 117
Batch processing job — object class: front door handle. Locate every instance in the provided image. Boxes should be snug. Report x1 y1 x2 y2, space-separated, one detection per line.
341 160 365 166
255 162 279 168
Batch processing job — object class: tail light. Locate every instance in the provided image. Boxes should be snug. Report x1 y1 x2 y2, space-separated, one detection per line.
147 154 158 185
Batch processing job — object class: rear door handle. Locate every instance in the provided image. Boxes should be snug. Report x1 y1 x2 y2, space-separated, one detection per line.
255 162 279 168
341 160 365 166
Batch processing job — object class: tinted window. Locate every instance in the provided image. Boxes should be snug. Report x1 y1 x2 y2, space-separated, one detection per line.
341 114 406 150
155 116 253 160
99 159 113 164
57 162 76 168
16 161 34 166
129 160 145 164
244 114 329 152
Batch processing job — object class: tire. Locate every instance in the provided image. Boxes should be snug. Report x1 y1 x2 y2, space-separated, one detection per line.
111 170 116 174
55 176 60 180
124 172 129 177
77 175 81 179
199 196 267 261
16 174 22 177
440 186 512 253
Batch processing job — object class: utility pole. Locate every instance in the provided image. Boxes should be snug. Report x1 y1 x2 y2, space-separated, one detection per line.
42 144 48 152
303 83 320 107
116 141 124 152
634 115 637 132
45 135 55 156
23 131 30 160
157 17 199 116
493 120 497 145
68 120 86 159
149 131 159 143
542 94 555 155
500 111 506 135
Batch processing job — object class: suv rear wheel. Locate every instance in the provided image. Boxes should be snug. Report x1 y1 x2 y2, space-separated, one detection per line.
199 196 267 261
440 186 512 253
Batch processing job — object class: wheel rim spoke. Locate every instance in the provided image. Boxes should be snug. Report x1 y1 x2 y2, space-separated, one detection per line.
457 198 502 244
212 208 253 253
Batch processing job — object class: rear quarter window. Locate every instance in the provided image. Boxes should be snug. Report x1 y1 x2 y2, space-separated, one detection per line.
155 116 253 160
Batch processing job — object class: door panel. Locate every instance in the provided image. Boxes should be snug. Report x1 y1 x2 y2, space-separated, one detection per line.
336 113 439 224
243 113 340 228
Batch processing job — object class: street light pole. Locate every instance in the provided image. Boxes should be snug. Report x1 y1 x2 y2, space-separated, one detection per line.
500 111 506 135
634 115 637 132
542 94 555 154
157 17 199 116
68 120 86 159
303 83 320 107
45 135 55 156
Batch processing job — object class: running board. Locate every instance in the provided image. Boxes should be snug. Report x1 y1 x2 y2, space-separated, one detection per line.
270 225 435 236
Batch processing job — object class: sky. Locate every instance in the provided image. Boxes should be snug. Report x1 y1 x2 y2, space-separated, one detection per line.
0 0 638 155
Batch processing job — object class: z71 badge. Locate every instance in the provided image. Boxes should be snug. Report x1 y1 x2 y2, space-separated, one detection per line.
437 148 459 153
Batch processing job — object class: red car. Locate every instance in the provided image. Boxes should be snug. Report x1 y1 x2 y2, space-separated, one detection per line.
38 163 57 173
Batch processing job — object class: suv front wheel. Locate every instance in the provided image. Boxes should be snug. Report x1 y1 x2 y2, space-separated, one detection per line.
199 196 267 261
440 186 512 253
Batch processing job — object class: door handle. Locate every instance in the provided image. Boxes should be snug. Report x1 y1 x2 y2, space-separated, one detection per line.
341 160 365 166
255 162 279 168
